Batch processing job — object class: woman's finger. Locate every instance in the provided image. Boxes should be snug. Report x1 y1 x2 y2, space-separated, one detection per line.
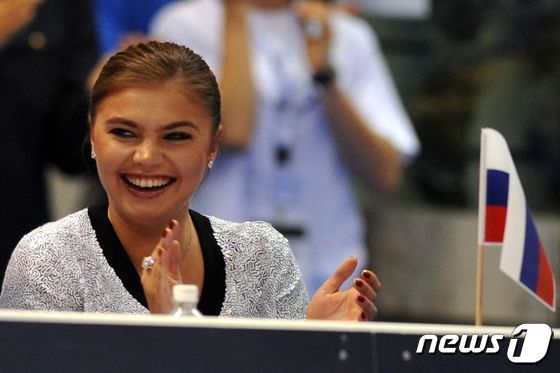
361 269 381 292
353 278 377 302
142 225 171 275
167 219 181 241
355 293 377 321
317 256 358 294
165 239 183 283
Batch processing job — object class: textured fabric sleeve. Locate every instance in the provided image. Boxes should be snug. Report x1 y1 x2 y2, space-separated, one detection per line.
211 217 309 319
264 226 309 320
0 233 84 311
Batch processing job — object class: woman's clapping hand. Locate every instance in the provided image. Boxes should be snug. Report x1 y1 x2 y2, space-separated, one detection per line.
306 257 381 321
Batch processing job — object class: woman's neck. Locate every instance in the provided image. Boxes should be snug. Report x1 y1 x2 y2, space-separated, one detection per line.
107 205 190 262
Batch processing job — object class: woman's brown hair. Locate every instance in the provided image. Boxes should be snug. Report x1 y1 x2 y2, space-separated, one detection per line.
89 41 221 131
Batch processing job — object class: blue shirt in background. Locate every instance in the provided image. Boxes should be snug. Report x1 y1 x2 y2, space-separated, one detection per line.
94 0 174 53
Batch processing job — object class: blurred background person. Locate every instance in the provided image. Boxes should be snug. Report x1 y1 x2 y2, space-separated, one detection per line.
339 0 560 325
0 0 41 45
94 0 173 54
0 0 98 285
151 0 420 293
87 0 175 100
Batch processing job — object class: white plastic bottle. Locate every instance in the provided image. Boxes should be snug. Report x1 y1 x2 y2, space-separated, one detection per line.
171 284 203 317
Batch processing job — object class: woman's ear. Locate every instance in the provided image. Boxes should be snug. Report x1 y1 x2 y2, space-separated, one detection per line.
209 125 224 159
88 115 95 141
89 124 96 160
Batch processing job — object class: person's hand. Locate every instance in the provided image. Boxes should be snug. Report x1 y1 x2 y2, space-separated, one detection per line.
292 0 333 72
117 32 153 51
87 33 155 92
140 220 183 314
225 0 251 18
334 2 360 16
306 256 381 321
0 0 43 44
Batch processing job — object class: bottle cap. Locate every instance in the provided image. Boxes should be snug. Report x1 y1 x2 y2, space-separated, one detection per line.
173 284 199 303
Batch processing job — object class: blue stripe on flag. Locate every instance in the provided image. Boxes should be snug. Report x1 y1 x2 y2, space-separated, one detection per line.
487 170 509 206
520 208 540 291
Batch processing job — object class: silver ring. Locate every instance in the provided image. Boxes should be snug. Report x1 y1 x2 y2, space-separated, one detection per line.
141 256 156 270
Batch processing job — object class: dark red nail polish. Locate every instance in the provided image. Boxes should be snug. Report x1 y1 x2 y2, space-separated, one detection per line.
357 295 365 303
168 220 175 229
162 228 168 238
355 279 363 287
361 312 366 320
362 271 371 279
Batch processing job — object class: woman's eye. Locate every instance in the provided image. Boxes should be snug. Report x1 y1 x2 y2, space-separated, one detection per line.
109 128 135 138
165 132 191 141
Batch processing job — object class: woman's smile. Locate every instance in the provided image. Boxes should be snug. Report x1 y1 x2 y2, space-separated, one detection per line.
121 174 177 195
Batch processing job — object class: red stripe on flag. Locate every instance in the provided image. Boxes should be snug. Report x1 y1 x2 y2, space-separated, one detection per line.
536 244 555 308
485 205 507 243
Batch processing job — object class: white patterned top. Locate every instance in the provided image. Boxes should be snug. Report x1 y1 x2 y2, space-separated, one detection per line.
0 209 308 319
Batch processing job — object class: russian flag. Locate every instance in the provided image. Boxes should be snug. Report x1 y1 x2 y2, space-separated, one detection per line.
484 169 509 243
478 128 556 311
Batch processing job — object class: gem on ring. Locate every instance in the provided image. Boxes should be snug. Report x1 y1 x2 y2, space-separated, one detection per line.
141 256 156 270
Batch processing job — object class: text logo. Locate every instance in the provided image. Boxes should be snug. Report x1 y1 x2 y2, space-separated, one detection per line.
416 323 553 364
507 324 553 363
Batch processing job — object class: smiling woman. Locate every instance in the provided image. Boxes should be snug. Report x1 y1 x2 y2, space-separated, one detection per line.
91 82 217 229
0 41 381 321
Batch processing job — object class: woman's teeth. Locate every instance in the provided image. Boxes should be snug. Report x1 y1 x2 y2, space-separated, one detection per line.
126 176 171 188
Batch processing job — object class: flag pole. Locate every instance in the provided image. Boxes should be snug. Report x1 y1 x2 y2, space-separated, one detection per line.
476 129 486 326
475 243 483 326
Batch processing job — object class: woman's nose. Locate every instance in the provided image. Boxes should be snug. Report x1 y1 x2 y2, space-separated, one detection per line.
133 140 163 167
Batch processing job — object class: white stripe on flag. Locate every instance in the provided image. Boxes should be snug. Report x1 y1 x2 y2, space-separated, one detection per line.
480 129 526 279
500 170 526 281
483 128 510 172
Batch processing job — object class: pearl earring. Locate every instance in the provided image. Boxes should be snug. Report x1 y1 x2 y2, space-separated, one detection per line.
208 159 214 169
91 148 96 159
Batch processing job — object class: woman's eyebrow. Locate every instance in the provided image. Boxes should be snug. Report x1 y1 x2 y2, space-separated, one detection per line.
105 118 198 131
105 117 137 127
163 121 198 131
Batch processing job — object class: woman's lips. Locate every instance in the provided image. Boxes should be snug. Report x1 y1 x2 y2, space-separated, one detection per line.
121 174 177 195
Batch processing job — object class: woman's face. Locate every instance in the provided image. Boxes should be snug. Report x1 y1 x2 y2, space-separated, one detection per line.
91 81 220 227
